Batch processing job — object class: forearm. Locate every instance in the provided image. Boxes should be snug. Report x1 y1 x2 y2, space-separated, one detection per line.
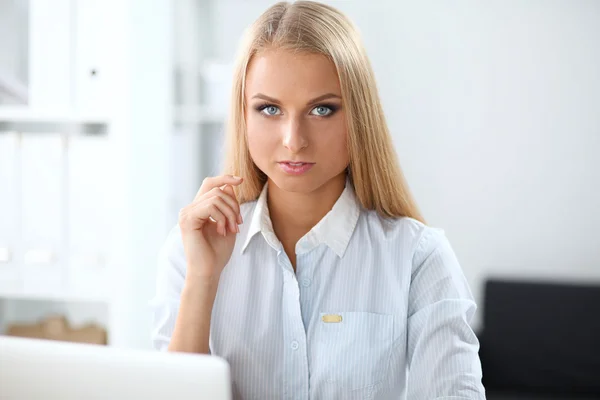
167 275 219 354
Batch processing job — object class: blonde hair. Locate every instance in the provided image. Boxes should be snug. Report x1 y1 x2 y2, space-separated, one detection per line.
223 0 424 222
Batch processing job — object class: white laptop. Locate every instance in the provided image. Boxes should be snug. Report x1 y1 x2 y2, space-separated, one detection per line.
0 335 231 400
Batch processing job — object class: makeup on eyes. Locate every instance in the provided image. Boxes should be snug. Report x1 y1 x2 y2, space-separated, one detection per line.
253 102 340 116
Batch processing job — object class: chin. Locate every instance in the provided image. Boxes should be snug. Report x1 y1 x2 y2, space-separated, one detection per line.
268 170 322 193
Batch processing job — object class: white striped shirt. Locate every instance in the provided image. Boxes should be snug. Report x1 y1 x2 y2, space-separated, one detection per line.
152 180 486 400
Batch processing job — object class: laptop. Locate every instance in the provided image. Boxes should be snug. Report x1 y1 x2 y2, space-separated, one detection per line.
0 335 231 400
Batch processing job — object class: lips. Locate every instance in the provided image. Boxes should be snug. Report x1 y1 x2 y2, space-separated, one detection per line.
278 161 315 175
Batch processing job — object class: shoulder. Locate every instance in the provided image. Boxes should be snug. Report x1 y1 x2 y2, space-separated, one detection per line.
366 213 472 300
359 210 451 266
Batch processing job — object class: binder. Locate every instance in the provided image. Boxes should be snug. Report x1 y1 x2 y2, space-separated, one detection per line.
20 133 64 296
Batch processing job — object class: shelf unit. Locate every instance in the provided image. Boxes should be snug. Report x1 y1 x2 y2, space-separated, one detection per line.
0 0 234 349
0 0 236 349
0 0 174 349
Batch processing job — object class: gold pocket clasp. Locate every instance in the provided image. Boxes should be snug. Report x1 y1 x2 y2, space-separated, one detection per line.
321 314 343 323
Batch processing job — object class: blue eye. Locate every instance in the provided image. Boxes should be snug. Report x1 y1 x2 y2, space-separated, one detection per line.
255 102 338 117
310 105 333 116
258 105 281 116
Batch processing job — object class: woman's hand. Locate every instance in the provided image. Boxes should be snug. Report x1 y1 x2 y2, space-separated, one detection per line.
178 175 243 282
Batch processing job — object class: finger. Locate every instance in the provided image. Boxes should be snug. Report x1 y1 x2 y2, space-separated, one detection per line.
179 202 227 235
195 175 243 200
222 184 243 224
210 196 240 234
202 186 241 221
205 202 229 236
191 195 239 235
187 188 241 235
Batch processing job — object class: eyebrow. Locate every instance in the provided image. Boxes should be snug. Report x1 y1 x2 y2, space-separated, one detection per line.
251 93 342 105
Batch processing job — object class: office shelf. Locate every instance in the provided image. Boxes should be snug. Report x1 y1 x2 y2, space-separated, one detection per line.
0 288 108 304
0 0 172 348
0 106 109 124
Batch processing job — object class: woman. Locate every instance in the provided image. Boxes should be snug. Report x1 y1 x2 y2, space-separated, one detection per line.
152 1 486 399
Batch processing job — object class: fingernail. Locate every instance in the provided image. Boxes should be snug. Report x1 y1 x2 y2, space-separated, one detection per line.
232 175 242 180
237 214 242 224
236 225 240 234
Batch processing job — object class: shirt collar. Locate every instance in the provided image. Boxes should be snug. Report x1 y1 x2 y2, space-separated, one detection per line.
241 181 280 252
241 178 361 258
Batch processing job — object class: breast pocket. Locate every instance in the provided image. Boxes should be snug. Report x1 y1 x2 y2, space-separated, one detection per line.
315 311 394 392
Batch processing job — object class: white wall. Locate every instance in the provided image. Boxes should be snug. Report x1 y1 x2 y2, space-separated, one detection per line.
353 0 600 329
362 0 600 329
210 0 600 328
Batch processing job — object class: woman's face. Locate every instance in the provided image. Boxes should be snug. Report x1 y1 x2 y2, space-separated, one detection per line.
244 49 349 194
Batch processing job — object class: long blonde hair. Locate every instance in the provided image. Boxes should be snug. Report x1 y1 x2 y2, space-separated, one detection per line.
223 0 424 222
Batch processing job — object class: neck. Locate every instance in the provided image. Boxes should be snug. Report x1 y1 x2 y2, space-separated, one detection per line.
267 173 347 253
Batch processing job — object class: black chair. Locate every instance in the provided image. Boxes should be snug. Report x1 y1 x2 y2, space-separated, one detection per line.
478 279 600 400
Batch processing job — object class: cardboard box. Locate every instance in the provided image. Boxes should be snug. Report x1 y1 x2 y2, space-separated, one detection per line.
5 314 107 345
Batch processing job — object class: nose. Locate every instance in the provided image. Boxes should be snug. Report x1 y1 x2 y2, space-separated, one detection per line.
282 118 308 153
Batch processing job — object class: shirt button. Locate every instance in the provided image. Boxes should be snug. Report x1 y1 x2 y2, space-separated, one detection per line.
301 278 311 287
291 340 299 350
